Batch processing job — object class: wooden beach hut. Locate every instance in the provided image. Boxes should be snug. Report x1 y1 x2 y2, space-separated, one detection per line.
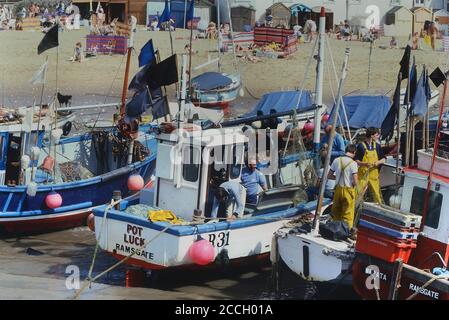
384 6 413 37
434 9 449 36
231 5 255 32
411 7 433 35
265 3 291 29
290 3 312 27
72 0 147 25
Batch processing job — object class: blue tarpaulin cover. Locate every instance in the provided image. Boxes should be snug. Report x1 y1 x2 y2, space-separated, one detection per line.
330 95 391 129
245 90 313 117
191 72 232 91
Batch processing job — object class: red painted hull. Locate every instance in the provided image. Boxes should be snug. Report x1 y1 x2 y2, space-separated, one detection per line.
352 255 449 300
109 251 270 271
192 100 230 109
0 210 90 236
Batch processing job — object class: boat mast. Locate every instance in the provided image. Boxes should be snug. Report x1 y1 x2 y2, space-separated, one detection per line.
217 0 222 72
312 48 351 236
120 26 134 117
313 7 326 172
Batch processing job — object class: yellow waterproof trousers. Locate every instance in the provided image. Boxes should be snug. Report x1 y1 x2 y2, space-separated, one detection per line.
332 186 356 229
358 142 383 204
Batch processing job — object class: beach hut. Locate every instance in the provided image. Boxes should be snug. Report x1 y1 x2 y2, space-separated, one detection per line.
231 5 255 32
310 6 333 31
265 3 291 29
72 0 147 24
411 7 433 35
384 6 413 37
434 9 449 35
290 3 312 27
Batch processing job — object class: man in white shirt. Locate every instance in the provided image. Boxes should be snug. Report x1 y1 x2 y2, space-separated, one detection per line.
328 144 359 229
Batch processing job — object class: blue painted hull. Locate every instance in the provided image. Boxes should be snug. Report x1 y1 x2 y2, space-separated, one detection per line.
0 154 157 236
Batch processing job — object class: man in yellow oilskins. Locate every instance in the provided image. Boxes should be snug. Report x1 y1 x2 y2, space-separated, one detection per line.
355 127 386 204
328 144 359 229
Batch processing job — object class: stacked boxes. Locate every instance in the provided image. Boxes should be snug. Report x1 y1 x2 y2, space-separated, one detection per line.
356 202 422 263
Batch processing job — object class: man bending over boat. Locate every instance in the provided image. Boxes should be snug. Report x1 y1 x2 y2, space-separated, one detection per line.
211 181 246 222
328 144 359 229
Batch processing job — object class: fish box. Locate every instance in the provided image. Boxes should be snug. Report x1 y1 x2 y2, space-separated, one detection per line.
360 214 419 233
358 220 419 241
355 227 417 263
417 149 449 179
362 202 422 229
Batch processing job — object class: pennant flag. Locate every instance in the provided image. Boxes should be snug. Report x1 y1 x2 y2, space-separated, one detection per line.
399 45 411 80
157 0 171 28
126 89 151 118
404 57 417 106
146 54 179 88
139 39 155 68
382 73 402 141
411 68 431 117
30 61 48 85
148 87 170 119
187 0 195 24
128 60 155 92
429 67 447 87
38 24 59 55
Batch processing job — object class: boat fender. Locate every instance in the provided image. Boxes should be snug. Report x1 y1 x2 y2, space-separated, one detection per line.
30 147 40 160
21 155 31 169
26 181 38 197
389 194 402 209
239 88 245 97
189 238 215 266
42 156 55 171
45 191 62 209
62 121 72 136
87 213 95 232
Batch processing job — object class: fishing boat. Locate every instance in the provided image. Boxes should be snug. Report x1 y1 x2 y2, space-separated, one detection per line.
190 71 242 109
91 115 329 271
0 20 160 236
352 146 449 300
0 123 156 235
189 0 242 109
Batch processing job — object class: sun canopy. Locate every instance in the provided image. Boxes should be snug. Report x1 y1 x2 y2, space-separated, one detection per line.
191 72 233 91
245 90 313 117
330 95 391 129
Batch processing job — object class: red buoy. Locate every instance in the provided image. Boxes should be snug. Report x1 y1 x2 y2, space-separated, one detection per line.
127 174 144 191
45 191 62 209
188 239 215 266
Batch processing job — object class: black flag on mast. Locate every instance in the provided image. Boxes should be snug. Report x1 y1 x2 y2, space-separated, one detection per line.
38 25 59 55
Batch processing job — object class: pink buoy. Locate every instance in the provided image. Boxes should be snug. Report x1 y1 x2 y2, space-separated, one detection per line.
127 174 144 191
45 191 62 209
189 239 215 266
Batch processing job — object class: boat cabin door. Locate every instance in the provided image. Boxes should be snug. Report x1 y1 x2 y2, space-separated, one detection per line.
4 133 22 186
0 133 8 185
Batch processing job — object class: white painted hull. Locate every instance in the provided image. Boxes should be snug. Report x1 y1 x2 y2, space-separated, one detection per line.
277 228 354 282
95 214 291 269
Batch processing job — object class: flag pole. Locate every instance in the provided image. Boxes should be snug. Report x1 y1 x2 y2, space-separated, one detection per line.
395 71 402 188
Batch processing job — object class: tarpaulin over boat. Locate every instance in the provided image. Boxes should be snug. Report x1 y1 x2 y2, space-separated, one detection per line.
245 90 313 117
330 95 391 129
191 72 233 91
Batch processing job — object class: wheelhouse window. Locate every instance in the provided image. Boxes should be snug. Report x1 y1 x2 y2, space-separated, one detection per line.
182 146 200 183
230 145 243 180
410 187 443 229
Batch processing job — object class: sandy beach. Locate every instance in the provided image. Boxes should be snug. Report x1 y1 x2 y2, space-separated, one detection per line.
0 27 447 108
